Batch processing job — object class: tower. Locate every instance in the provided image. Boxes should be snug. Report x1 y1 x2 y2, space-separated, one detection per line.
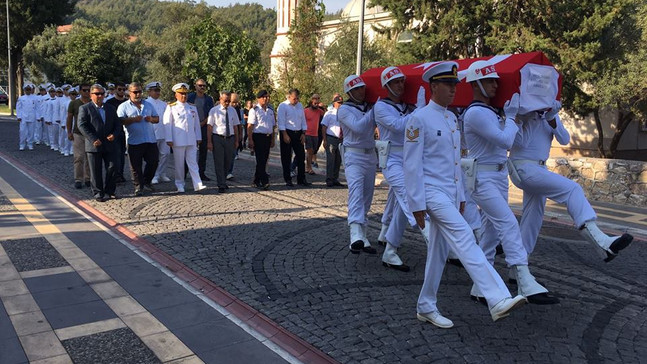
270 0 299 87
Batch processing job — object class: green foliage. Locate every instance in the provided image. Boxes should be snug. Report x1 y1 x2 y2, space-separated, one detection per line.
183 17 264 101
23 26 68 84
62 23 145 84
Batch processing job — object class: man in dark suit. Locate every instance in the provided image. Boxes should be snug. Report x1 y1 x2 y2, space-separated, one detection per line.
78 84 121 202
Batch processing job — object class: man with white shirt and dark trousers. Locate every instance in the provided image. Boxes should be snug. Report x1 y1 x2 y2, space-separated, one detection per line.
321 93 344 188
247 90 276 190
277 88 310 187
207 91 240 193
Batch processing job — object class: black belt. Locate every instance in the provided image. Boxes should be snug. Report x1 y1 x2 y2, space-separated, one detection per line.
213 134 233 138
253 132 272 137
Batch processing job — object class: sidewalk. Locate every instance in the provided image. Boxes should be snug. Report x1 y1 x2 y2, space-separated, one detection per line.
0 156 299 364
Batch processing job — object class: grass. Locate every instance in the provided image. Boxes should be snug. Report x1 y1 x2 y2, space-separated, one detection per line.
0 104 12 115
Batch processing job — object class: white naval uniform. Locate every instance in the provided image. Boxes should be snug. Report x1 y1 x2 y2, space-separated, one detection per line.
337 101 377 246
463 103 527 266
16 94 38 149
46 96 60 150
58 97 72 155
34 94 47 144
510 113 595 255
374 100 417 248
404 100 511 314
148 97 171 180
163 101 203 190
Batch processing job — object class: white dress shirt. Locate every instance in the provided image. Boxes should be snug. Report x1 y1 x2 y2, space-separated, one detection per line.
321 108 341 138
248 105 275 134
277 100 307 131
147 97 170 140
207 104 240 136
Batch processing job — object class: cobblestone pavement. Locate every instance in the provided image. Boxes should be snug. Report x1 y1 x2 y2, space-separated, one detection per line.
1 118 646 363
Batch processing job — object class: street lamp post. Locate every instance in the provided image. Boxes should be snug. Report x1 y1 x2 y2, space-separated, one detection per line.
355 0 365 75
6 0 13 116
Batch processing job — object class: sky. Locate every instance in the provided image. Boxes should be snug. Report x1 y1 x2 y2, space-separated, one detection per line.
206 0 350 13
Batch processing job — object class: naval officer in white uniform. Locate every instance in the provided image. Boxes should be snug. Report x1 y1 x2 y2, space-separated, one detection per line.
509 102 633 262
404 61 526 328
375 66 429 271
337 75 378 254
461 61 558 305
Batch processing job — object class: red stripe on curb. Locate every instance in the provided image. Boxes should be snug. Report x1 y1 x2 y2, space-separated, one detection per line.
0 151 339 364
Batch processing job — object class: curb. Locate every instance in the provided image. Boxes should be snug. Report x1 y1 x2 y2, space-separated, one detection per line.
0 150 339 364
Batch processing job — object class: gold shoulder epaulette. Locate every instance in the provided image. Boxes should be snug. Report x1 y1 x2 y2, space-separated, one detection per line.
168 101 177 106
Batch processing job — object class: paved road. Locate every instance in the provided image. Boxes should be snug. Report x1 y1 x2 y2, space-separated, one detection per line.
1 117 646 363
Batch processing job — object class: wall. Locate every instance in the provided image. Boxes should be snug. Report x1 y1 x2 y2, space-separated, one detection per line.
541 157 647 206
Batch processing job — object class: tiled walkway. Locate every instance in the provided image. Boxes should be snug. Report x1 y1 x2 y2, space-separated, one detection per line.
0 159 291 364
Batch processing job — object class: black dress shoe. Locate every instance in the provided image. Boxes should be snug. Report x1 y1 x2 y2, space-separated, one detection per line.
297 181 312 187
144 184 155 192
604 233 634 262
526 292 560 305
333 180 346 188
218 187 226 193
262 183 270 191
134 189 144 196
201 175 211 181
74 182 82 189
350 240 363 254
362 246 377 254
85 181 91 187
470 295 488 306
285 181 294 187
95 196 106 202
108 194 119 200
495 244 504 256
382 261 410 272
377 240 387 247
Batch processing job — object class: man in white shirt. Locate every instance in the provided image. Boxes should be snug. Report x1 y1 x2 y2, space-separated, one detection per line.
146 81 172 184
247 89 276 190
277 88 310 187
207 91 240 193
16 83 38 151
321 94 344 188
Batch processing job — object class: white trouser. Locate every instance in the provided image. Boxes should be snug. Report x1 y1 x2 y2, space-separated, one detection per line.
471 170 528 266
515 162 597 255
344 150 377 226
417 189 510 314
49 123 60 150
382 152 417 248
33 120 43 143
381 187 396 225
58 124 68 153
19 121 35 148
172 145 202 190
154 139 170 179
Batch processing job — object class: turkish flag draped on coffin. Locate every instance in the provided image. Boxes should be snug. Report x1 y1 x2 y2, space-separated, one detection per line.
360 51 562 113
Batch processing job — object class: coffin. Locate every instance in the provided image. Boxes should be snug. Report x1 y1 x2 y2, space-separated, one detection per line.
360 51 562 114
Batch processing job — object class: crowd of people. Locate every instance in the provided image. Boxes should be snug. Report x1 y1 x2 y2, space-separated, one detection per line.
14 64 635 328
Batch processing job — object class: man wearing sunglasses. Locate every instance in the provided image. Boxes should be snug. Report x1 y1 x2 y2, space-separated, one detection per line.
117 82 160 196
106 82 129 183
78 84 121 202
187 79 214 181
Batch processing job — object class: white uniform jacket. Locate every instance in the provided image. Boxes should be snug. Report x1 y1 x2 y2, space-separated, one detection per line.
147 97 169 140
510 113 569 160
463 102 518 164
374 99 413 147
45 97 58 123
16 95 38 122
337 101 375 149
404 101 464 212
163 101 201 147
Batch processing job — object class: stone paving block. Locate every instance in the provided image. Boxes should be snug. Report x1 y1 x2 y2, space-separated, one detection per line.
41 300 117 330
130 284 200 311
29 354 73 364
199 339 288 364
2 293 40 315
0 237 68 272
19 331 67 362
139 331 193 362
31 285 103 310
121 311 168 337
0 336 28 364
62 327 160 364
0 279 29 298
9 310 51 336
150 301 226 330
103 295 147 317
172 320 254 354
23 272 86 293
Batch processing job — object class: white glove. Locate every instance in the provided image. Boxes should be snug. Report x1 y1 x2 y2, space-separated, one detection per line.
545 100 562 121
503 92 520 119
416 86 426 109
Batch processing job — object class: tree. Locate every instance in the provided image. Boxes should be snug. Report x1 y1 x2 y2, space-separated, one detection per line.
62 23 145 84
183 17 264 101
278 0 325 97
23 26 68 84
371 0 643 158
0 0 76 102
